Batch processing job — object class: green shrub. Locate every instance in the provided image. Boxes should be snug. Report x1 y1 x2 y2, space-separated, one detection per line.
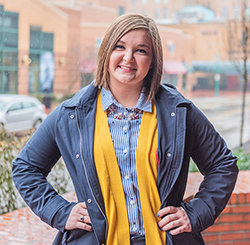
0 128 72 215
47 158 73 194
233 147 250 170
0 129 28 214
189 159 199 172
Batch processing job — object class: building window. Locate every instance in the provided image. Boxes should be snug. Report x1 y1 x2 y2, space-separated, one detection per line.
141 9 147 15
222 7 228 18
29 26 54 94
154 0 160 4
141 0 147 4
163 8 168 18
132 0 136 5
119 6 125 16
0 6 18 94
163 0 169 3
234 5 239 18
154 8 159 19
245 6 250 18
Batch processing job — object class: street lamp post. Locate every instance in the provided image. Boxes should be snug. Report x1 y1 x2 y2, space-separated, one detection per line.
214 54 220 97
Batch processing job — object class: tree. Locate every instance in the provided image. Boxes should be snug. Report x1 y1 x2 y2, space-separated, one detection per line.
225 0 250 147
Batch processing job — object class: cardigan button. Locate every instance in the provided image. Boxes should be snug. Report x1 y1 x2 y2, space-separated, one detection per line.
167 153 171 157
70 114 75 119
76 154 80 159
171 112 175 117
87 198 92 204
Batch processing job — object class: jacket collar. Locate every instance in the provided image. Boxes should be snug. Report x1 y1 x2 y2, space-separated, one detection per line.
156 84 191 108
63 81 98 109
63 82 191 110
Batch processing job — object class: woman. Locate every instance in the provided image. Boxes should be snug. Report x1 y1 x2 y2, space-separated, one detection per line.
12 13 238 245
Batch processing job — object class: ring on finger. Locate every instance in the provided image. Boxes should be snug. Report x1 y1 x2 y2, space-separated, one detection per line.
80 216 84 222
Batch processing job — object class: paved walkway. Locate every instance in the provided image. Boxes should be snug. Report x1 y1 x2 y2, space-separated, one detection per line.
0 193 76 245
1 171 249 244
0 207 57 245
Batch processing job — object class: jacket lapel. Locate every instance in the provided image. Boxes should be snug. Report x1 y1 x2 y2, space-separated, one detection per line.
156 84 190 207
64 83 106 215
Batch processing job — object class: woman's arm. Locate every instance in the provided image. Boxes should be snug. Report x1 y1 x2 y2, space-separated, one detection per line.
12 106 76 232
185 104 238 232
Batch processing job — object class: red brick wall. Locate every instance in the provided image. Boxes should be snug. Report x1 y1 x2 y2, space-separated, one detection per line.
186 172 250 245
202 192 250 244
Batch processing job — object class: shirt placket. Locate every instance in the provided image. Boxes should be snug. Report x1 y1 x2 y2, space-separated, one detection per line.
121 118 141 234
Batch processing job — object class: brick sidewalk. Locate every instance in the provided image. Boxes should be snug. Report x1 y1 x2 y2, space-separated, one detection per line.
0 171 249 244
0 207 57 245
0 193 76 245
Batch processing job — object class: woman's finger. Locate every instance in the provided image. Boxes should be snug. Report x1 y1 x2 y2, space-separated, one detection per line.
78 202 92 224
76 219 93 231
65 202 93 231
157 206 191 235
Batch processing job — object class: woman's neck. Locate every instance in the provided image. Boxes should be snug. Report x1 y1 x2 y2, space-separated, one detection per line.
109 83 143 108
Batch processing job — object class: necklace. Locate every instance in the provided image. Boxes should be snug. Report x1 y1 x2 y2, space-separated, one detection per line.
107 104 143 120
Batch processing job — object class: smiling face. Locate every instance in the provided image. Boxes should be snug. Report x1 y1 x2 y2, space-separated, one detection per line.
108 29 153 91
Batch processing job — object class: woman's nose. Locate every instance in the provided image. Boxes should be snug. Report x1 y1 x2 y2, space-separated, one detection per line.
123 50 134 62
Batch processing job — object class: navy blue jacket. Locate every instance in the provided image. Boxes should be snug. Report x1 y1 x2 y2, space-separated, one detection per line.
12 83 238 245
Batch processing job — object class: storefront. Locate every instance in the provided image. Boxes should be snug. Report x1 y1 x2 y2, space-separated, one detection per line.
0 5 18 94
192 60 250 91
162 60 188 92
28 26 54 94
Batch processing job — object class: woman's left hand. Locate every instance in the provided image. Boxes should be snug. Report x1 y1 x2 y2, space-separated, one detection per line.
157 206 192 235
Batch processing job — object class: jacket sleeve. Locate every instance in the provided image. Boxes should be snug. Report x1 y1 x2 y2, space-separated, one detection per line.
12 105 76 233
185 103 238 233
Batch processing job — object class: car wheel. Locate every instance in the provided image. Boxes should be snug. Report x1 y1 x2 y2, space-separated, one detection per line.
33 119 42 129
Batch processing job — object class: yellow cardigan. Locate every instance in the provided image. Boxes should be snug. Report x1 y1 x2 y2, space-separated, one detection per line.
94 92 166 245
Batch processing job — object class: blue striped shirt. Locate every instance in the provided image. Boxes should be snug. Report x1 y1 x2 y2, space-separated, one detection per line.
101 87 152 235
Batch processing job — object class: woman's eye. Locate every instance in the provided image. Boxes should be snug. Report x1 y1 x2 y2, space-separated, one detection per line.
137 49 146 54
115 45 124 50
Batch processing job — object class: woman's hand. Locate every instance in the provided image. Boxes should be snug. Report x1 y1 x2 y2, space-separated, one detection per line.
157 206 191 235
65 202 93 231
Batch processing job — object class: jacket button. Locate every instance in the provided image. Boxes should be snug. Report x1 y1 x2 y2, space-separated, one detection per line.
171 112 175 117
167 153 171 157
76 154 80 159
70 114 74 119
87 198 92 204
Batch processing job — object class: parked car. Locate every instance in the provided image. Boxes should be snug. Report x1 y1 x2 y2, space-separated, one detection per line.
0 94 47 132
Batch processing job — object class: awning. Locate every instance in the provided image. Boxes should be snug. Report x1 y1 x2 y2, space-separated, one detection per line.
192 60 250 75
163 61 187 75
79 59 96 73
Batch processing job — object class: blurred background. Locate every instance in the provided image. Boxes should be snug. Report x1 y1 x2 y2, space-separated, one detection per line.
1 0 250 149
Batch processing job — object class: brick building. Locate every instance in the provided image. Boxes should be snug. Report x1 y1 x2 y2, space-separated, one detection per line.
0 0 194 97
126 0 250 22
0 0 120 96
125 0 250 92
0 0 68 95
166 19 250 91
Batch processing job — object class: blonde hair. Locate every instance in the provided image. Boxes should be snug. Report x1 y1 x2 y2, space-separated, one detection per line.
94 13 163 100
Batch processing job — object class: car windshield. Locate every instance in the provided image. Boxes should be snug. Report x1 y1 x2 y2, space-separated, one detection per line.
0 101 7 111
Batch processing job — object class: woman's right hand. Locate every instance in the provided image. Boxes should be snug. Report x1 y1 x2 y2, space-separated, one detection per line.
65 202 93 231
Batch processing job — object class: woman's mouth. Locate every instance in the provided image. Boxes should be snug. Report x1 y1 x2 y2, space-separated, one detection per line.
119 65 136 71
